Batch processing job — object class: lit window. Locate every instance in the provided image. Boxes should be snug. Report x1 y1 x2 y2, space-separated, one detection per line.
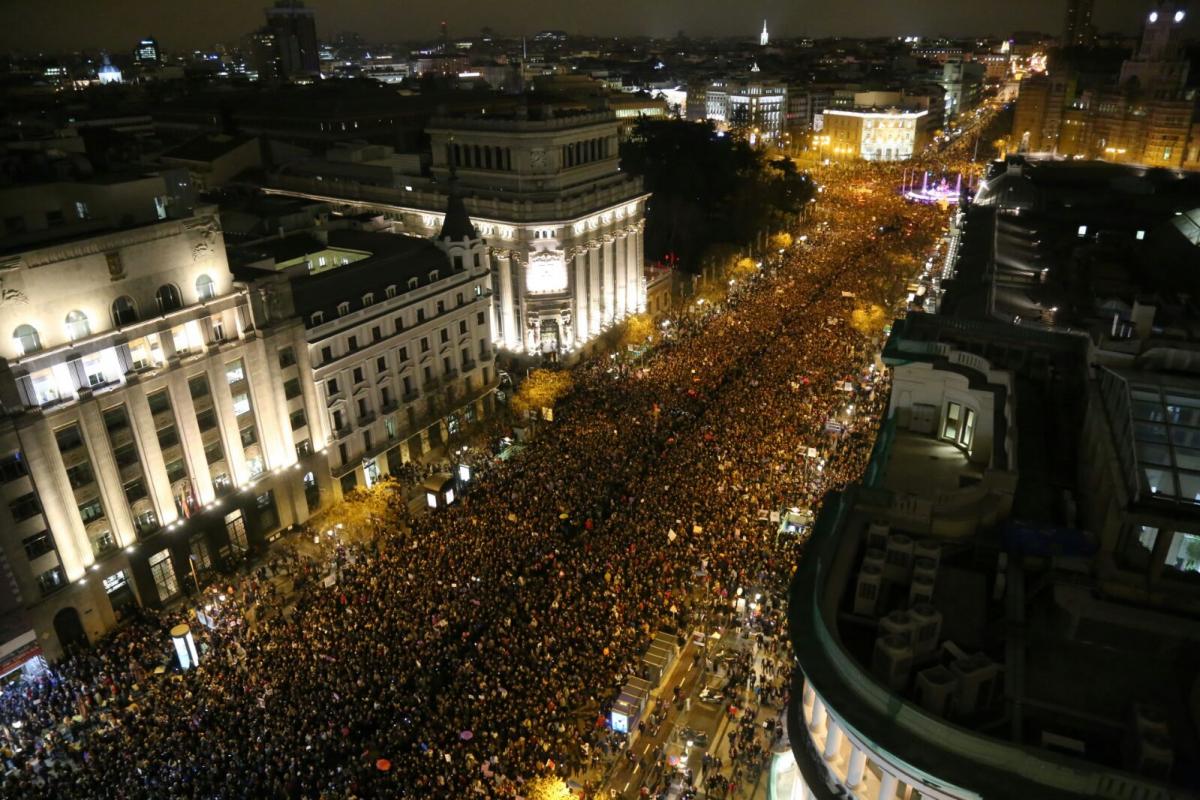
195 274 216 301
64 310 91 341
13 324 41 355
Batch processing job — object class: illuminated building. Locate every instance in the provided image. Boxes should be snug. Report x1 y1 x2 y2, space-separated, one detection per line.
262 0 319 81
1013 3 1194 167
0 178 319 662
232 203 497 498
134 37 160 66
819 93 935 161
760 19 770 48
700 79 789 142
1062 0 1096 48
96 54 122 85
267 108 648 355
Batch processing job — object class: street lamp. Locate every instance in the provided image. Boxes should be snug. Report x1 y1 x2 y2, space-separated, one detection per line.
171 623 199 670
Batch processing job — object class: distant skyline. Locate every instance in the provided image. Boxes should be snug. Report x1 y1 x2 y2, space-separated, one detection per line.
0 0 1194 54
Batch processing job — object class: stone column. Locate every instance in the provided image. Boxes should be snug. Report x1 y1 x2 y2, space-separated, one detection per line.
164 369 214 505
614 233 628 319
633 226 647 311
602 237 616 324
497 254 518 350
125 382 178 527
877 772 899 800
19 417 90 577
823 719 842 762
808 695 827 732
77 401 137 548
846 747 867 788
588 243 602 336
573 250 589 344
625 230 640 315
204 358 250 487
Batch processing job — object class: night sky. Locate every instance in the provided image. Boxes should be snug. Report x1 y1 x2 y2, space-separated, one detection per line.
0 0 1192 53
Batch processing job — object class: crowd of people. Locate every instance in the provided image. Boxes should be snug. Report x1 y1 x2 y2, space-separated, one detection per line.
0 157 950 799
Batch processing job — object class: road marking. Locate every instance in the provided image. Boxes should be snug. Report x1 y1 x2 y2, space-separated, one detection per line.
623 780 631 792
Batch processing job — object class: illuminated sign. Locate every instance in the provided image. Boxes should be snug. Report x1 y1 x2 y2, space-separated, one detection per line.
611 711 629 733
526 251 569 294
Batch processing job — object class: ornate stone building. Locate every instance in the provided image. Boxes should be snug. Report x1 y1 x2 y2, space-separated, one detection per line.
267 106 650 355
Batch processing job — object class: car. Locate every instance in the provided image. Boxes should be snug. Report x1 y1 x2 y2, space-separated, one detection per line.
678 727 709 748
698 686 724 704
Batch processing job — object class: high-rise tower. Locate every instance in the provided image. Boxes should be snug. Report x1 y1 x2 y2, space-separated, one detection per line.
1062 0 1095 47
760 19 770 47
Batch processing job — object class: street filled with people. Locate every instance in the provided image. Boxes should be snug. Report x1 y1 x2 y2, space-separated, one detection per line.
0 154 954 799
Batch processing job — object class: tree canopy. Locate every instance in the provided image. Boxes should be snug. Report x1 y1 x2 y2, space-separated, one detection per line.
620 120 814 274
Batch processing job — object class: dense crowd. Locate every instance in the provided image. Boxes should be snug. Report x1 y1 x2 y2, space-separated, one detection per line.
0 160 947 799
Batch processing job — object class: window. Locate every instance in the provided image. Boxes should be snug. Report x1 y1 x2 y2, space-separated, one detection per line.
408 278 419 291
353 367 365 384
290 408 307 430
111 296 138 326
232 392 252 416
337 302 350 317
188 375 210 399
284 378 302 399
190 538 212 571
156 284 183 313
239 425 258 448
225 360 245 385
320 345 334 364
394 316 404 333
477 311 485 325
55 425 83 452
157 425 179 450
196 274 216 301
372 326 382 342
348 335 358 351
440 328 449 344
456 292 464 306
22 531 54 560
165 458 188 484
362 293 375 307
459 320 468 335
112 444 139 469
246 454 265 478
9 492 42 522
333 410 346 432
147 390 172 416
278 347 296 368
1166 531 1200 575
64 310 90 341
0 453 27 483
66 461 94 489
78 497 104 524
443 357 452 375
103 406 129 433
204 440 224 465
399 346 409 362
296 439 312 458
149 549 178 601
357 398 370 417
12 324 41 355
417 308 426 323
942 402 961 442
196 408 218 432
437 301 446 314
420 337 430 353
37 566 66 597
311 312 325 326
124 479 148 504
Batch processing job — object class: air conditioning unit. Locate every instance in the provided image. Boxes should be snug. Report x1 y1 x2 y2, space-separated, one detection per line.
908 602 942 657
884 533 915 582
951 653 1001 716
910 573 935 607
872 634 913 691
867 519 890 551
915 665 957 716
880 609 913 644
913 557 937 585
914 539 941 569
863 547 886 572
854 563 884 617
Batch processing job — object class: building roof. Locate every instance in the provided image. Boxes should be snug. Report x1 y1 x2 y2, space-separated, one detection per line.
438 185 477 242
161 134 257 164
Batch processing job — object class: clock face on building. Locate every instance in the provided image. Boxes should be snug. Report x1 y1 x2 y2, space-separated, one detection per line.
529 148 547 170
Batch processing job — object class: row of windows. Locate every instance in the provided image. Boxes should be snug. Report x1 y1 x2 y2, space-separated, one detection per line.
11 277 216 356
315 289 482 359
448 143 513 172
563 137 609 168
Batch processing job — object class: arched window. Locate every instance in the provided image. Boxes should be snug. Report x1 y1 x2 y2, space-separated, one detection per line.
195 274 216 301
64 310 90 341
111 296 137 326
13 324 41 355
156 284 182 313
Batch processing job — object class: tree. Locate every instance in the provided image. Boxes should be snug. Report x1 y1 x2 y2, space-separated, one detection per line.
619 313 656 350
511 369 574 419
849 304 890 337
770 232 793 251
